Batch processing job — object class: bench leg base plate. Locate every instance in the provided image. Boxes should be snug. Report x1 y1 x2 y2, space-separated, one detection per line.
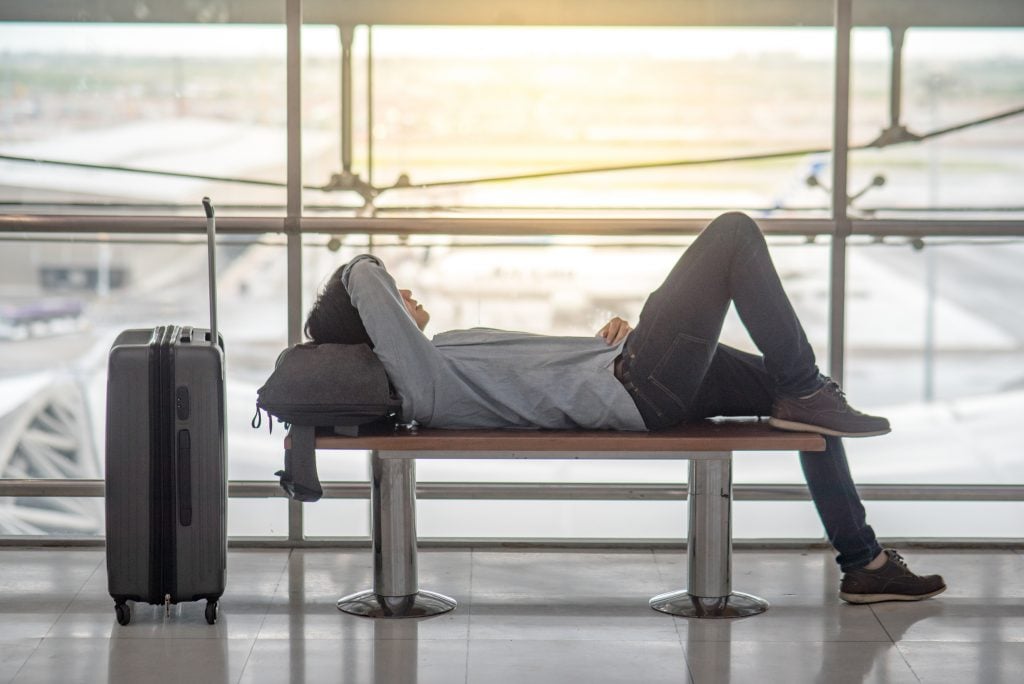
649 589 769 619
337 590 457 619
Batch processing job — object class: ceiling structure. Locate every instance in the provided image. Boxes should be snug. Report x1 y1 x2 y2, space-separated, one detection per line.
2 0 1023 27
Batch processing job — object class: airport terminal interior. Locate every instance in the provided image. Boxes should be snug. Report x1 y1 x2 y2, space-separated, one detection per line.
1 1 1022 682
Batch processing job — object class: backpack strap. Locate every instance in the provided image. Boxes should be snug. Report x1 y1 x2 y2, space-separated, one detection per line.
275 425 322 502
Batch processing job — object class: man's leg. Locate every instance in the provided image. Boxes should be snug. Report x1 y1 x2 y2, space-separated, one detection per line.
619 212 888 437
693 345 944 602
798 438 883 571
619 212 820 429
692 345 882 570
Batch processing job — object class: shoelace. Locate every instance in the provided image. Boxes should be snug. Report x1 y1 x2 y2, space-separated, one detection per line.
823 379 848 402
822 378 866 414
886 549 909 571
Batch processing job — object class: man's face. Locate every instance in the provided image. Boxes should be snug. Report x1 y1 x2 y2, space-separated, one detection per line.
399 289 430 331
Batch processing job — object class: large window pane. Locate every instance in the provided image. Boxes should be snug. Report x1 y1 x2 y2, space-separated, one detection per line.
845 239 1024 535
0 19 292 536
301 26 836 216
0 22 287 215
850 28 1024 218
0 236 288 536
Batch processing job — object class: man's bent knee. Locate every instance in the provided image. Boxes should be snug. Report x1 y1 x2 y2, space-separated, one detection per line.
709 211 760 233
703 212 764 246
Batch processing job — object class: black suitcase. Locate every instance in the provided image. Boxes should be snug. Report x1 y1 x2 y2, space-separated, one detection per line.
105 198 226 626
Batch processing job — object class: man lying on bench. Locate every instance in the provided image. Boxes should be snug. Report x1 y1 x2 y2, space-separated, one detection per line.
304 211 946 606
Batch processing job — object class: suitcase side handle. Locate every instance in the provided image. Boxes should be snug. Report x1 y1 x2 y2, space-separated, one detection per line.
202 197 218 348
177 429 192 527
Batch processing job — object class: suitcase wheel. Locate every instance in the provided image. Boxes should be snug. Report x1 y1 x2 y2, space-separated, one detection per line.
115 601 131 626
205 600 218 625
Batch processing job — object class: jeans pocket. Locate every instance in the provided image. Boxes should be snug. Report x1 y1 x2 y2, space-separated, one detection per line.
644 332 715 418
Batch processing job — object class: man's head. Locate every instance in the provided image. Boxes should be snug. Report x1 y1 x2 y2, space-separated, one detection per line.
399 289 430 331
304 263 431 345
303 264 373 346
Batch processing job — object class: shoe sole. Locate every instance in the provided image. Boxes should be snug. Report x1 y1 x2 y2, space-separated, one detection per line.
768 417 891 438
839 585 947 604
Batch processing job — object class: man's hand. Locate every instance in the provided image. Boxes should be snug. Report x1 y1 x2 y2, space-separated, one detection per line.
596 316 633 345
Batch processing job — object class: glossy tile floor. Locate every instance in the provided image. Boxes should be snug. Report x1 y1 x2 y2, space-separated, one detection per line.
0 547 1022 683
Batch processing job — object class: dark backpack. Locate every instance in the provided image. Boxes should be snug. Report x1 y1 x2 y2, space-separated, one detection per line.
254 343 403 501
255 342 401 429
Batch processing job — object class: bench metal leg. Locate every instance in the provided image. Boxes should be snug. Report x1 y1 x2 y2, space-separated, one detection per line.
337 451 457 618
649 455 769 619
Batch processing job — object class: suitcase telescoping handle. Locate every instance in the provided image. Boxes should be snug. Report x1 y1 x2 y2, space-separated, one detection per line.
202 197 218 348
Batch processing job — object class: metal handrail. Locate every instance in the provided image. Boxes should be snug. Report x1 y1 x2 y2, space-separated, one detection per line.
2 479 1022 501
1 536 1020 550
1 215 1023 238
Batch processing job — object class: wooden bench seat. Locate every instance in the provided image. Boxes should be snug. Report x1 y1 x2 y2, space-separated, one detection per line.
295 419 825 620
312 420 822 453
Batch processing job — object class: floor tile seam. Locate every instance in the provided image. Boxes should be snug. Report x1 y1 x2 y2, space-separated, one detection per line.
892 642 926 684
867 603 898 645
40 553 106 639
892 637 1024 644
682 647 696 684
251 636 472 643
246 636 471 644
465 595 668 602
651 548 691 651
30 635 250 644
465 634 683 642
463 547 473 684
251 548 294 641
5 637 43 684
649 546 672 585
93 635 264 641
233 637 260 684
894 640 1024 648
678 638 902 645
464 637 690 645
938 593 1024 599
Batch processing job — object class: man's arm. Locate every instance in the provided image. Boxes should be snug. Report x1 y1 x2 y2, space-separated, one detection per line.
342 256 446 407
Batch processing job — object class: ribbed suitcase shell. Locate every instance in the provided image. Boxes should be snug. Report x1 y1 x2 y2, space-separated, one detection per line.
105 324 226 616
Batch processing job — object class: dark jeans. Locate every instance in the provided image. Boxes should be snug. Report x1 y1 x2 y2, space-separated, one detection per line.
618 212 882 571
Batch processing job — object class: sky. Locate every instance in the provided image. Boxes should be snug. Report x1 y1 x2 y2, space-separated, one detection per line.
0 24 1022 61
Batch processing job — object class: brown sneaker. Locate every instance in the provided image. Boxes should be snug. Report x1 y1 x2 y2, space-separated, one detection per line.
769 378 891 437
839 549 946 604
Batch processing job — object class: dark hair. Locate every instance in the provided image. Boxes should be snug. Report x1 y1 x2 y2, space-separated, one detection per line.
303 263 373 346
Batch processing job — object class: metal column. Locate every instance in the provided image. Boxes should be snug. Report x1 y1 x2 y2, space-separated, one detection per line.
285 0 304 541
366 26 374 188
828 0 852 385
339 24 355 178
337 452 457 618
649 454 769 618
888 26 906 132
